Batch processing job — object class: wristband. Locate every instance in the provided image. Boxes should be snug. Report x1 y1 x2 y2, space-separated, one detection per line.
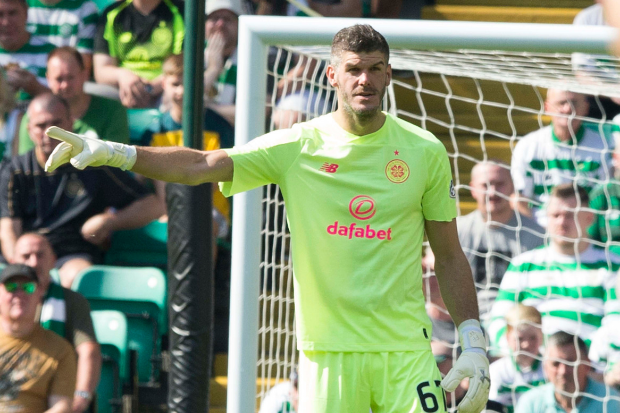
458 319 486 354
105 142 137 171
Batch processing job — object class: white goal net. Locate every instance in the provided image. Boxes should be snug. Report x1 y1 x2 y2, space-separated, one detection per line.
228 16 620 413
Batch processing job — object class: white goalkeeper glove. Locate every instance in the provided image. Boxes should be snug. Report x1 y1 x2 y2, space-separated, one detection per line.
441 319 490 413
44 126 137 172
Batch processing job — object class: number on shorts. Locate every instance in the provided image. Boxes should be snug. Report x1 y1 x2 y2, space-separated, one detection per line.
416 381 447 413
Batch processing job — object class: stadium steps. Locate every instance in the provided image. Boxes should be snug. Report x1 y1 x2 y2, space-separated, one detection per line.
422 5 582 24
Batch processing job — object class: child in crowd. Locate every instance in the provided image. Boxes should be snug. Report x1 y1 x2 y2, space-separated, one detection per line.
140 53 235 252
489 305 546 412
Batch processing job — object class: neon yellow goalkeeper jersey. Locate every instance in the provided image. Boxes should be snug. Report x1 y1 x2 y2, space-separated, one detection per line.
220 113 457 351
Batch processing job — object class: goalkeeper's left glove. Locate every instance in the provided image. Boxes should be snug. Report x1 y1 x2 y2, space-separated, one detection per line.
441 319 490 413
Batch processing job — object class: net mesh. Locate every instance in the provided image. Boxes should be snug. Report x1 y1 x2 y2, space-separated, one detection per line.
255 44 620 411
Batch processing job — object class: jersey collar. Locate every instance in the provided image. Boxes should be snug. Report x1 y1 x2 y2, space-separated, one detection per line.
551 124 585 145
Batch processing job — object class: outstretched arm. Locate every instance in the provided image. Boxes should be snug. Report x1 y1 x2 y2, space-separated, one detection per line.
44 127 234 185
132 147 233 185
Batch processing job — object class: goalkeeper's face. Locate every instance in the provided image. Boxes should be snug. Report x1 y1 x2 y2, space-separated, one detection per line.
328 50 392 119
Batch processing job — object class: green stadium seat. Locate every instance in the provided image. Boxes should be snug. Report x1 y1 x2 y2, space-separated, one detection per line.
104 220 168 270
92 0 116 11
91 310 129 413
73 266 167 385
127 108 161 146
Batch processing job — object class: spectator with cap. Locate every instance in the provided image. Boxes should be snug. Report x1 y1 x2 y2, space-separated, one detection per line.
0 263 77 413
204 0 244 126
93 0 184 108
18 46 130 154
0 0 53 101
12 232 100 413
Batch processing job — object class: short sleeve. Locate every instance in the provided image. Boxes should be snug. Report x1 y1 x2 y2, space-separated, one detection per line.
93 7 112 55
421 142 457 221
65 290 96 347
76 2 99 54
50 340 77 398
101 102 130 144
219 128 302 197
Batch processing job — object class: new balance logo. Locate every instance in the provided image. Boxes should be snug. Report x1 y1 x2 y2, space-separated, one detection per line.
320 163 339 173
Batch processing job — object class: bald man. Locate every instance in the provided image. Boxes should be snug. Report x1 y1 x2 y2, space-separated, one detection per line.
511 88 613 227
12 233 100 413
0 93 163 287
457 161 544 323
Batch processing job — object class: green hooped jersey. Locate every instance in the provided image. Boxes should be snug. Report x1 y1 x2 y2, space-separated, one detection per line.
220 113 457 351
488 245 620 355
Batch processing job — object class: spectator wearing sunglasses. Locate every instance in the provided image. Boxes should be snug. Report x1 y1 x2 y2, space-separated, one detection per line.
0 263 77 413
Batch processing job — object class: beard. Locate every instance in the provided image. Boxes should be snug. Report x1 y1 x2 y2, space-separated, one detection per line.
341 84 387 121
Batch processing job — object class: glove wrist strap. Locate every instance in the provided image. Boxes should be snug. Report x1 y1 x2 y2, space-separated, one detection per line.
105 142 137 171
458 319 486 354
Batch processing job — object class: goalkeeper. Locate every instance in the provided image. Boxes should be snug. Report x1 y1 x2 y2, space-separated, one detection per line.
45 24 489 413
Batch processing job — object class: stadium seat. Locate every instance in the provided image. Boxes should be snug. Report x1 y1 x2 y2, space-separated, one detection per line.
73 266 167 385
127 108 161 146
104 220 168 270
91 310 129 413
92 0 116 12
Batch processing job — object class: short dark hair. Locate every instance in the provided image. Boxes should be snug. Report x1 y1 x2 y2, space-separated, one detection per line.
163 54 183 77
28 93 71 119
550 183 589 205
547 331 588 358
330 24 389 68
0 0 27 8
47 46 85 71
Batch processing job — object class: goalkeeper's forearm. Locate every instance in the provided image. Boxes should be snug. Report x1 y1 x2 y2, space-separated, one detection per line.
434 251 480 327
132 146 233 186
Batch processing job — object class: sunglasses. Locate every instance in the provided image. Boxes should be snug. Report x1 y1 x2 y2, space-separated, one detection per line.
4 281 37 295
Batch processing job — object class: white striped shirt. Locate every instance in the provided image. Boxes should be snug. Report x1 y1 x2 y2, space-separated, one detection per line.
489 245 619 355
26 0 98 54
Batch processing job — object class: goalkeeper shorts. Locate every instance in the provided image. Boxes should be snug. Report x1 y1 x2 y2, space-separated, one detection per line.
298 349 448 413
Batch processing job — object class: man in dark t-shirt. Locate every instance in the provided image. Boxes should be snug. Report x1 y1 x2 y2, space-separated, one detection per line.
0 93 163 287
93 0 184 107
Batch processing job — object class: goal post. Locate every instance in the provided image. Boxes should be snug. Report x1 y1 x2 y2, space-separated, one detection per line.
229 16 619 413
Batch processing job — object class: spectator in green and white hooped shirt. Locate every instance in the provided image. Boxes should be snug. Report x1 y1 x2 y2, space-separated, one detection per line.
17 46 129 154
25 0 98 74
0 0 52 101
489 305 546 412
489 183 620 355
511 89 613 228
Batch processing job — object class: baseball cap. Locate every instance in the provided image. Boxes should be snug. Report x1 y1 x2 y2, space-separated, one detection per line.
206 0 244 17
0 264 38 284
